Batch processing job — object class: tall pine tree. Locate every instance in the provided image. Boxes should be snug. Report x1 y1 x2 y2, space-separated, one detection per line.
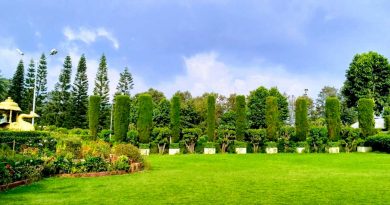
69 54 89 128
93 54 110 130
22 59 35 111
44 56 72 127
8 60 25 106
35 54 48 122
115 67 134 96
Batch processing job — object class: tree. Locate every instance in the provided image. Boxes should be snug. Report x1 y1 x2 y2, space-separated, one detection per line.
115 67 134 96
325 97 341 141
0 70 9 100
36 54 48 120
8 60 24 106
69 54 89 128
316 86 338 118
207 95 216 142
138 88 165 105
235 95 246 141
248 86 269 128
89 95 101 140
358 98 375 137
269 87 289 123
295 96 309 141
265 96 279 141
342 51 390 114
137 94 153 143
114 95 131 142
43 56 72 128
153 98 170 127
22 59 35 111
182 128 202 153
170 95 181 142
93 54 110 130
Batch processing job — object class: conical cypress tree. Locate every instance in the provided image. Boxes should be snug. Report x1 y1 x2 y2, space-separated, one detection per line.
170 95 181 143
23 59 35 111
93 54 110 130
36 54 48 118
69 54 89 128
236 95 247 141
115 67 134 96
207 95 216 142
8 60 25 106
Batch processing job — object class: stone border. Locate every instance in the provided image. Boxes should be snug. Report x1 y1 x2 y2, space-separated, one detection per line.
57 170 129 178
0 179 30 191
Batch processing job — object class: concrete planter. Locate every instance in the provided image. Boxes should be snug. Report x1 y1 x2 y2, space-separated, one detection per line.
140 149 150 156
169 148 180 155
357 146 372 153
204 148 216 154
296 147 305 153
235 148 247 154
328 147 339 154
266 147 278 154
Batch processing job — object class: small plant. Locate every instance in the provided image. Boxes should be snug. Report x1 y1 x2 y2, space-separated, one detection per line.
112 155 130 171
234 141 247 148
297 141 307 148
204 142 215 148
139 143 150 149
217 129 236 153
182 128 202 153
127 129 139 145
112 144 142 163
169 143 180 149
266 141 277 148
328 141 340 147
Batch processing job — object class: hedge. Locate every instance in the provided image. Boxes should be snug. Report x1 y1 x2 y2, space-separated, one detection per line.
170 96 181 143
358 98 375 137
88 95 101 140
235 95 246 141
265 96 279 141
295 96 309 141
366 134 390 153
325 97 341 141
114 95 131 142
207 95 216 142
137 94 153 143
0 131 56 151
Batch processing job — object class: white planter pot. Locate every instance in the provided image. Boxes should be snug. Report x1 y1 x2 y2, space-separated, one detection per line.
140 149 150 156
296 147 305 153
328 147 339 154
357 146 372 153
169 148 180 155
266 147 278 154
235 148 247 154
204 148 216 154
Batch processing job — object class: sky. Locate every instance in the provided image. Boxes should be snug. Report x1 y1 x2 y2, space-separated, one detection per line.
1 0 390 100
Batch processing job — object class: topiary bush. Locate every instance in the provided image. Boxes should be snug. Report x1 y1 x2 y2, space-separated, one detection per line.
295 96 309 142
325 97 341 141
170 95 181 143
306 126 328 153
137 94 153 143
112 143 142 163
207 95 216 142
247 129 266 153
366 133 390 152
182 128 202 153
88 95 101 140
358 98 375 137
114 95 131 142
265 96 279 141
235 95 246 141
152 127 171 154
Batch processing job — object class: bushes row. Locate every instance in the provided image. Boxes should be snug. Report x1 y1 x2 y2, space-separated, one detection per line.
366 134 390 153
0 131 56 152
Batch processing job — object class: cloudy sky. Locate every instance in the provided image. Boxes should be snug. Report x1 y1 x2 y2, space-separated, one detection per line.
1 0 390 99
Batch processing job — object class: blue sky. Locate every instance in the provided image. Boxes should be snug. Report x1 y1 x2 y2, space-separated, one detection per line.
1 0 390 99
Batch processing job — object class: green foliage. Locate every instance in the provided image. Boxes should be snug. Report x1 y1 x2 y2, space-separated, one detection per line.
93 54 111 130
137 94 153 143
265 141 277 148
35 54 48 123
248 86 269 128
235 95 246 141
112 155 130 171
152 127 171 154
316 86 338 118
358 98 375 137
153 98 171 127
265 96 279 141
306 127 328 153
139 143 150 149
340 127 362 152
0 131 56 152
81 140 111 159
342 51 390 114
115 67 134 96
56 138 82 159
383 106 390 131
114 95 131 142
98 129 111 142
269 87 289 123
325 97 341 141
366 133 390 153
295 96 309 141
203 141 216 148
169 143 180 149
8 60 25 106
83 157 108 172
88 95 101 140
170 95 181 142
69 54 89 128
182 128 202 153
234 140 247 148
112 143 142 162
207 95 216 142
217 129 236 153
247 129 266 153
22 59 35 111
127 129 139 145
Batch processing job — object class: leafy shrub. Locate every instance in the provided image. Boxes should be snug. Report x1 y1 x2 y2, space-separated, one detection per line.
1 155 44 185
0 131 56 153
265 141 277 148
358 98 375 137
328 141 340 147
217 129 236 153
234 141 247 148
278 126 296 153
69 128 89 135
366 134 390 152
340 127 362 152
247 129 266 153
182 128 202 153
152 127 171 154
98 129 112 142
112 144 142 162
169 143 180 149
82 140 111 159
112 155 130 171
306 126 328 153
56 128 69 134
204 141 215 148
56 138 82 159
127 129 139 145
139 143 150 149
82 157 108 172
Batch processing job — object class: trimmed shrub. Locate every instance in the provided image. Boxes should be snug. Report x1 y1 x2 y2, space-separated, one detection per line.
234 140 247 148
114 95 131 142
207 95 216 142
340 127 362 152
265 96 279 141
217 129 236 153
236 95 246 141
366 134 390 152
247 129 266 153
98 129 112 142
307 126 328 153
170 96 181 143
358 98 375 137
182 128 202 153
295 97 309 141
88 95 101 140
152 127 171 154
137 94 153 143
127 129 139 145
112 143 142 162
0 131 56 152
325 97 341 141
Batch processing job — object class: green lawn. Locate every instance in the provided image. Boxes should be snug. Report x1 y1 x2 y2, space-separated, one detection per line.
1 153 390 204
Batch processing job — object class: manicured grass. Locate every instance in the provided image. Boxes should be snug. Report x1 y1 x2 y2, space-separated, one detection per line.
1 153 390 204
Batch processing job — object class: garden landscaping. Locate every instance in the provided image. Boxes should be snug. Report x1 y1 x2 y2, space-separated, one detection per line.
1 154 390 204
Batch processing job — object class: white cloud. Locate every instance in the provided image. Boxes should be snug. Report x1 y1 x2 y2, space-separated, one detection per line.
63 26 119 49
157 52 343 98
